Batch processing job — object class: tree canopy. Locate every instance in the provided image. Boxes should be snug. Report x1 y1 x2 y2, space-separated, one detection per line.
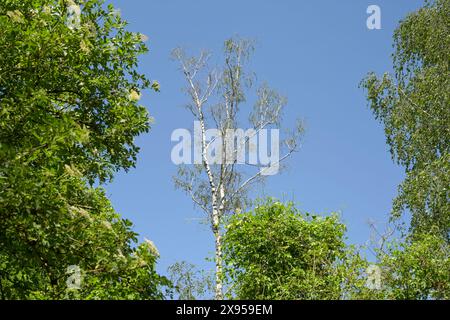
361 0 449 240
0 0 167 299
222 199 365 299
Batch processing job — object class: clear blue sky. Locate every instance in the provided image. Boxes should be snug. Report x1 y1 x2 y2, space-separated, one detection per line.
105 0 424 275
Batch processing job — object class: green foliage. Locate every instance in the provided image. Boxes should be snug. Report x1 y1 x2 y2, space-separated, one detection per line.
378 234 450 299
353 234 450 300
360 0 449 239
167 261 214 300
222 199 365 299
0 0 168 299
357 0 450 300
222 200 449 300
0 0 153 184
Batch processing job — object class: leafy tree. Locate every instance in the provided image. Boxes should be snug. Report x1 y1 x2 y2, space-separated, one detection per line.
0 0 167 299
350 233 450 300
172 38 304 299
377 234 449 299
167 261 214 300
344 220 450 300
360 0 449 240
358 0 449 300
222 199 365 299
221 200 449 300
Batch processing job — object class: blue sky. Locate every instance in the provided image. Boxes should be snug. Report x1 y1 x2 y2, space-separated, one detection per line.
105 0 424 275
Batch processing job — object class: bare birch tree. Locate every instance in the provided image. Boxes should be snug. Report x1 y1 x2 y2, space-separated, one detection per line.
172 37 304 299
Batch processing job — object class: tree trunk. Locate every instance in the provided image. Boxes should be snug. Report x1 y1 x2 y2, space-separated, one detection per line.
213 213 223 300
